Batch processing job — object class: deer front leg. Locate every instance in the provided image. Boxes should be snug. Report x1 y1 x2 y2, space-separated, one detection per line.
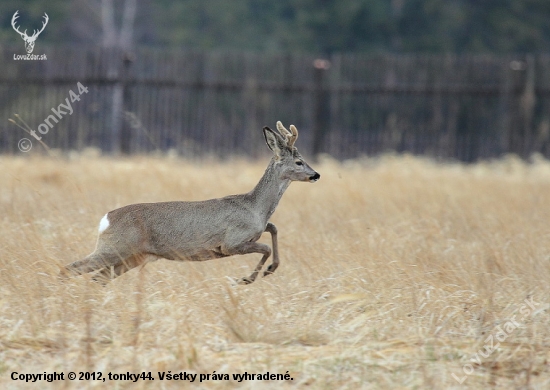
226 242 271 285
263 222 279 277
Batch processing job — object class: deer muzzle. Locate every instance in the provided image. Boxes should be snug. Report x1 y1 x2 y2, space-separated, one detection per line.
309 172 320 182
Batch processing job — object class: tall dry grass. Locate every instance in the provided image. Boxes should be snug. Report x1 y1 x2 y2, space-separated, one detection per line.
1 152 550 389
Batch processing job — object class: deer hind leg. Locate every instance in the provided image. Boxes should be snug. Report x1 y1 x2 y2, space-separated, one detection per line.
91 254 150 285
225 242 271 285
61 251 121 279
262 222 279 277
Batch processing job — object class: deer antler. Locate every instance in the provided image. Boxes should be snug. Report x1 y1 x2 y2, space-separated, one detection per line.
276 121 298 147
11 11 28 39
31 13 49 39
11 11 48 40
288 125 298 147
276 121 291 138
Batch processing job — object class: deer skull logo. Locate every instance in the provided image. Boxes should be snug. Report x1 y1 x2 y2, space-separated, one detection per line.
11 10 49 54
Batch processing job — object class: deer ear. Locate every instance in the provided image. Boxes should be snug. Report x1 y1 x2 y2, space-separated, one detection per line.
263 126 285 156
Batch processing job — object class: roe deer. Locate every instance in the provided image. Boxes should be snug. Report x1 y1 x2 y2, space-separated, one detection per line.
62 122 320 285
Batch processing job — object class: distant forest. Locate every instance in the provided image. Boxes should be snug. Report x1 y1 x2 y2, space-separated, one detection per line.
0 0 549 54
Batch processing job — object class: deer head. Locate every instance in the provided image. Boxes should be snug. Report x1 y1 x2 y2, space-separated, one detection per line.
12 11 49 54
263 121 320 183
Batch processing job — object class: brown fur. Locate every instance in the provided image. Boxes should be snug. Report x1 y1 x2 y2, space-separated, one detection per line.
61 122 320 285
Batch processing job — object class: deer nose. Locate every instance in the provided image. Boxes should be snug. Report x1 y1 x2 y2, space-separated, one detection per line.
309 173 320 182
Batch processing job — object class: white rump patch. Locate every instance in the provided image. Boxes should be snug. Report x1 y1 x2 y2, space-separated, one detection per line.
98 214 110 234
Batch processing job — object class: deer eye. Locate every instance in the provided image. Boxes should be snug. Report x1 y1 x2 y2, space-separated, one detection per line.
295 161 303 166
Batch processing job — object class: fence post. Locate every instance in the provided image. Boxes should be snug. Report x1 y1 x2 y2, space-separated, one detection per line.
521 55 536 157
311 59 331 158
120 52 134 154
499 58 512 155
106 47 123 154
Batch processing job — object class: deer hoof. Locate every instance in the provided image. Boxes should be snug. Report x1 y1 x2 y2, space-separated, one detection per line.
90 276 110 286
236 277 253 285
263 264 277 276
57 270 69 282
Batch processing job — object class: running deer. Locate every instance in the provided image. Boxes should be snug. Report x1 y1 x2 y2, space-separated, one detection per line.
61 122 320 285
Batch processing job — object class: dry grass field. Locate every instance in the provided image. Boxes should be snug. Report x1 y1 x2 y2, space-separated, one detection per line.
1 152 550 389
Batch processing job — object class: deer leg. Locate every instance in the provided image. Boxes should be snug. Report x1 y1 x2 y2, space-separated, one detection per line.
60 251 122 279
225 242 271 285
91 254 148 285
263 222 279 277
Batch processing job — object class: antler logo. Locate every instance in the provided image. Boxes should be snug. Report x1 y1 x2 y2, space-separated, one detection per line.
11 10 49 54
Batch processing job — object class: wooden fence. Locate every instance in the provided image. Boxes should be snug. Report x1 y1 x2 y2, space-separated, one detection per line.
2 46 550 161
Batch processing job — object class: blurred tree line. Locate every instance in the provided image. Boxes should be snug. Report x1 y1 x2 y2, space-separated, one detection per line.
0 0 549 54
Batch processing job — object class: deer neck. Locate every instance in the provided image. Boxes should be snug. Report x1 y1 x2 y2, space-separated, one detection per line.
248 158 290 222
